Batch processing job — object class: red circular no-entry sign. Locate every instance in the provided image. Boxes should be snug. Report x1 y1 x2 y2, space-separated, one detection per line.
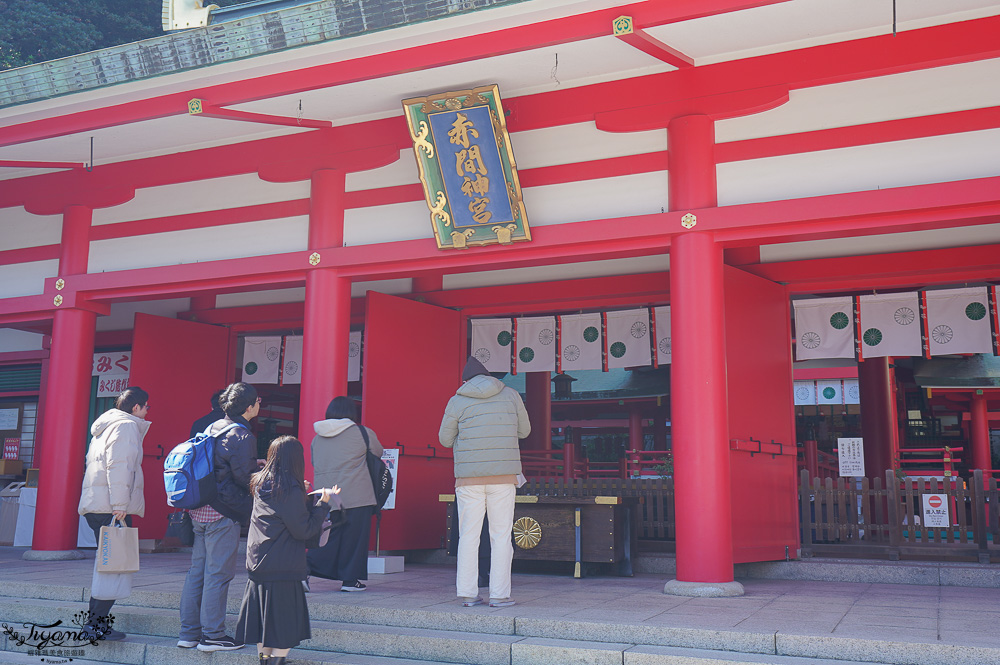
928 496 943 508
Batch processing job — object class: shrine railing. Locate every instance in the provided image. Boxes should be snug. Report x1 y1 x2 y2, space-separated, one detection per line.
800 469 999 563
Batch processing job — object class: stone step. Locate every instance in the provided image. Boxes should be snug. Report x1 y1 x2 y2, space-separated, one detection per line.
1 592 998 665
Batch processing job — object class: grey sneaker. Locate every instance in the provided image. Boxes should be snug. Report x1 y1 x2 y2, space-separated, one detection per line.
489 598 515 607
177 637 200 648
461 596 484 607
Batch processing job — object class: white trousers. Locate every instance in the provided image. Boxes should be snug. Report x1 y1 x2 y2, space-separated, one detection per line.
455 483 515 600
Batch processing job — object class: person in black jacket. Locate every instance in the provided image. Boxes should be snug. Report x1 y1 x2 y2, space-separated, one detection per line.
178 382 260 653
236 435 341 665
189 388 225 438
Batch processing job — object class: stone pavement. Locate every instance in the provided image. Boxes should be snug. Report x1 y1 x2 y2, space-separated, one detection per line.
0 545 997 664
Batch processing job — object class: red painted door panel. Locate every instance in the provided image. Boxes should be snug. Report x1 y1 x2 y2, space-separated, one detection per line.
362 291 461 550
129 313 231 540
724 266 799 563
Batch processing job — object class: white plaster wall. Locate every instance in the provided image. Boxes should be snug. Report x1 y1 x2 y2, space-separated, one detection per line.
718 128 1000 207
761 221 1000 263
523 172 668 227
89 216 308 272
445 254 669 290
0 209 61 251
512 122 667 169
718 58 1000 142
0 328 44 352
216 287 307 308
93 173 309 225
344 200 433 246
0 259 58 298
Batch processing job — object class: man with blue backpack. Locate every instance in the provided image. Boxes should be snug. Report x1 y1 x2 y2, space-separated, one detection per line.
176 382 259 652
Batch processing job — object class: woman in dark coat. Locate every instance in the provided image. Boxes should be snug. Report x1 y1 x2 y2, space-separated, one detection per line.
236 435 341 665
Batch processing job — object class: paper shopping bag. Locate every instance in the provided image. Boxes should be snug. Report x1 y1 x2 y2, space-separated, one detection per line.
97 518 140 573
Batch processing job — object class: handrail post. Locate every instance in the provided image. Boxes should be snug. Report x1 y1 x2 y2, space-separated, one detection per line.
973 469 989 564
564 444 575 480
799 469 813 557
886 469 901 560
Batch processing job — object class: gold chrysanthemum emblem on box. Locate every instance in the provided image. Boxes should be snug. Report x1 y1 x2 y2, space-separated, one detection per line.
512 516 542 549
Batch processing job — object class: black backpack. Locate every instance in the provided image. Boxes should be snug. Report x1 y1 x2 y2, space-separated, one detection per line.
358 424 393 511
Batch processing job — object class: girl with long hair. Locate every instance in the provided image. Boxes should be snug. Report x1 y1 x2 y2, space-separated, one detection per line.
236 436 341 664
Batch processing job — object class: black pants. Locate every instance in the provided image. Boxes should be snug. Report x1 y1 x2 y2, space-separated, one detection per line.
84 513 132 625
307 505 372 584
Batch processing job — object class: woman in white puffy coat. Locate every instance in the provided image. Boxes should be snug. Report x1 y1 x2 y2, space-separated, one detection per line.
77 386 150 641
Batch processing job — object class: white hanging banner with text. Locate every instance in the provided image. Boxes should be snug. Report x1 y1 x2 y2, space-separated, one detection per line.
837 437 865 477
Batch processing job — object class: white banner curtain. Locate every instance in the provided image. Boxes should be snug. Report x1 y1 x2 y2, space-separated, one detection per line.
844 379 860 405
858 292 922 359
348 330 363 382
514 316 556 373
556 313 602 372
471 318 512 373
603 308 652 370
816 380 843 405
652 305 671 366
793 381 816 405
242 336 281 384
281 335 303 385
792 297 855 361
923 287 992 356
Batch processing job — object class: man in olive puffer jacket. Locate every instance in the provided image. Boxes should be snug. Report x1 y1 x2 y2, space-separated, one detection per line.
439 356 530 608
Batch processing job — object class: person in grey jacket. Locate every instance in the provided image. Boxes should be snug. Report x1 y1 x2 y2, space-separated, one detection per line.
439 356 530 608
306 396 383 592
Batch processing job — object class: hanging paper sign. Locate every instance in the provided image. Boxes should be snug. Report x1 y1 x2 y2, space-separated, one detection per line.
844 379 860 405
0 411 19 432
837 437 865 477
793 381 816 405
514 316 556 374
471 318 512 373
793 297 855 360
281 336 303 385
92 352 131 398
921 494 950 528
557 313 602 372
348 330 363 382
603 308 652 370
652 305 671 366
4 437 19 460
380 448 399 510
242 336 281 384
816 380 843 405
858 292 922 359
922 287 992 357
402 85 530 250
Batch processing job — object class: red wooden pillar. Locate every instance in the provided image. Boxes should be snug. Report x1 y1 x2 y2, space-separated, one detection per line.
970 393 990 472
666 114 740 593
524 372 552 450
858 357 897 477
804 440 819 480
31 205 96 555
628 406 644 474
299 169 351 475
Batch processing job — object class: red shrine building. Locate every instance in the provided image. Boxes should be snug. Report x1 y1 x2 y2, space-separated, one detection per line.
1 0 999 594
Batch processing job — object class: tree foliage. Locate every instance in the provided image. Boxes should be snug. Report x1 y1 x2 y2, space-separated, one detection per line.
0 0 242 71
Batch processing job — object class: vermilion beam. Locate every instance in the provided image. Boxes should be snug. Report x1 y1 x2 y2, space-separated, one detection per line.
615 26 694 68
0 0 789 149
0 160 83 170
194 104 332 129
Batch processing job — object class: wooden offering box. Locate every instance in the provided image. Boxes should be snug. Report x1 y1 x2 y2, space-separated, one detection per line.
440 494 638 577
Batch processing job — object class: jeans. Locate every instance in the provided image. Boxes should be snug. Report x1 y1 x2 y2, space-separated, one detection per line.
455 484 515 600
179 515 240 640
84 513 133 625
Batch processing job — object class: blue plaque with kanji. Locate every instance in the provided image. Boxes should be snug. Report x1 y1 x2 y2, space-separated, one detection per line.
403 85 531 249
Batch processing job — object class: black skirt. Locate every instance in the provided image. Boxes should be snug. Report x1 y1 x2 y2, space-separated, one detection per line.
235 579 311 649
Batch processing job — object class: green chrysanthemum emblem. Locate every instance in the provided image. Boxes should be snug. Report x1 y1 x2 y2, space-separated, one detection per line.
830 312 850 330
823 387 836 399
609 342 627 358
519 347 535 363
245 362 258 375
966 302 987 321
583 326 599 343
497 331 512 346
862 328 883 346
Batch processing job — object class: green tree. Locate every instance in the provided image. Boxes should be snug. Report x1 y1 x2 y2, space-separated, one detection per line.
0 0 242 71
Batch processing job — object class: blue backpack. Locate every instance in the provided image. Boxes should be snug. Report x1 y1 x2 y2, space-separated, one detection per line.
163 422 245 509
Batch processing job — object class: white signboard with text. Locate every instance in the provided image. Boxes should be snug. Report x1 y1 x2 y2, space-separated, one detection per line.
921 494 950 528
837 437 865 477
92 352 131 398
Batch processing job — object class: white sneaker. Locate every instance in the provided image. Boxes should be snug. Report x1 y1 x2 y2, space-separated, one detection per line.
461 596 483 607
177 638 199 648
489 598 515 607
